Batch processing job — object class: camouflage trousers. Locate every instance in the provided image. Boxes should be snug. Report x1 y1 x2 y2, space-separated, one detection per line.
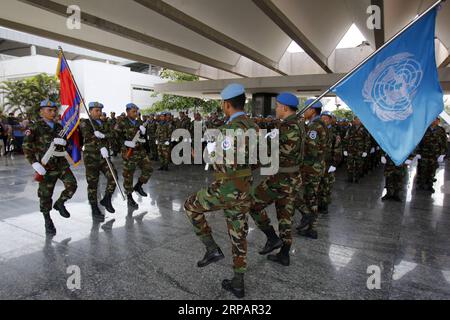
184 179 252 274
157 144 170 166
85 155 117 204
417 158 438 188
384 164 406 196
122 149 153 194
38 167 77 213
346 155 364 180
318 171 335 207
250 173 302 246
148 138 158 159
296 169 324 231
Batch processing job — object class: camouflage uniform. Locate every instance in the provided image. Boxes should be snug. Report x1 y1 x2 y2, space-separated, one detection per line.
184 113 257 274
146 118 158 160
80 119 117 204
383 154 407 199
116 118 153 194
318 123 342 211
250 113 305 247
156 120 172 168
343 125 370 182
297 115 328 235
107 117 120 156
23 119 78 213
416 125 448 190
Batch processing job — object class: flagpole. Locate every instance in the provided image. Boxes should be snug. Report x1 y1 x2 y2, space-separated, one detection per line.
58 46 126 201
297 0 445 115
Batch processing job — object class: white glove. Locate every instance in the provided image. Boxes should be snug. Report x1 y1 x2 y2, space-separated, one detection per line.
206 142 216 155
405 159 412 165
438 155 446 163
53 138 67 146
381 156 387 164
32 162 46 176
100 147 109 159
125 141 136 148
328 166 336 173
188 138 192 143
343 151 348 157
155 140 159 145
376 147 380 151
139 126 146 135
362 152 368 158
370 148 375 154
415 154 422 160
165 141 170 146
94 131 105 139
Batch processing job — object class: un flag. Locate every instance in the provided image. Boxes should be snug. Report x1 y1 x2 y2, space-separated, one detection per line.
333 8 444 166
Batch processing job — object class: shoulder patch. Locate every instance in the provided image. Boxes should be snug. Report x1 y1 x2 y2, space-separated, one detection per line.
309 130 317 140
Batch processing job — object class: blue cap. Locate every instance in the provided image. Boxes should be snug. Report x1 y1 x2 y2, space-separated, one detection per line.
276 92 299 108
126 103 139 111
305 98 323 109
89 102 104 109
221 83 245 100
40 99 57 108
321 111 334 118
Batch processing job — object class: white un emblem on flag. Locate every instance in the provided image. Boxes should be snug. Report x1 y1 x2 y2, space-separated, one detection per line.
363 52 423 122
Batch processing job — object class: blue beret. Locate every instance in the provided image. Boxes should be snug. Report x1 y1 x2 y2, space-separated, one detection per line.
89 102 104 109
40 99 57 108
305 98 323 109
321 111 334 118
221 83 245 100
126 103 139 111
277 92 299 108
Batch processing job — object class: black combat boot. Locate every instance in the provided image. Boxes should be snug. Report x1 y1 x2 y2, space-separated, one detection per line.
43 212 56 236
53 200 71 218
391 192 402 202
297 225 318 239
319 204 329 214
134 181 148 197
158 166 165 171
90 203 104 218
222 273 245 299
267 243 291 266
100 192 115 213
259 226 283 255
164 165 169 171
381 193 392 201
127 193 139 209
197 235 224 267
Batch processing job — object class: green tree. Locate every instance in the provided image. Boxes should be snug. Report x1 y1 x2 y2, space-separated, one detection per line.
1 73 60 119
332 108 355 120
141 69 221 115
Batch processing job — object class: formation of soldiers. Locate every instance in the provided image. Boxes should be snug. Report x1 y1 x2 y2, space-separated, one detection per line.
22 83 448 299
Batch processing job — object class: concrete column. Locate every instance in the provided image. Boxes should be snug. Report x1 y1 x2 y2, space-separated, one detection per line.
252 93 277 117
30 45 36 56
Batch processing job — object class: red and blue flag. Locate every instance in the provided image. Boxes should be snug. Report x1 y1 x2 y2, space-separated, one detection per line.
56 51 82 166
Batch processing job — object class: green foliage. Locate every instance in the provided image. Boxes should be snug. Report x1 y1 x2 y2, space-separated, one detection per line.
332 108 355 120
0 73 60 120
143 69 221 115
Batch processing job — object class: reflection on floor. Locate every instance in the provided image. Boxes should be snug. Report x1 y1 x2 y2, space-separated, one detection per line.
0 155 449 300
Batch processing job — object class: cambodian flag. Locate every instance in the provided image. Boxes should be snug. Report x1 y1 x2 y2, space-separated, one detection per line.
56 51 82 166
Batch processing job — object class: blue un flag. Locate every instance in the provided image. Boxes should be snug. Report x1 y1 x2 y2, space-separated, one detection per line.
333 8 444 166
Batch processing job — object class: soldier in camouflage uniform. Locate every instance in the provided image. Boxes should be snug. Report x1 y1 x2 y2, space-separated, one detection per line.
184 84 257 299
249 93 305 266
156 113 172 171
416 118 448 192
296 99 328 239
107 112 120 157
80 102 117 218
343 117 370 183
146 114 158 161
23 100 78 235
116 103 153 208
318 112 342 214
380 153 412 202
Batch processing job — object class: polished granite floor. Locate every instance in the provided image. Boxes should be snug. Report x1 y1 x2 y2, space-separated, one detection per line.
0 154 449 300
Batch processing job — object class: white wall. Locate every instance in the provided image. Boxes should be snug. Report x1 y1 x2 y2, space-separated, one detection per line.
0 55 164 115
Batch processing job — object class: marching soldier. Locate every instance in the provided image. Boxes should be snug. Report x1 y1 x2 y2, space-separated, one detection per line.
250 93 305 266
343 117 370 183
416 118 448 192
381 154 412 202
318 111 342 214
184 83 257 298
23 100 78 235
156 113 172 171
117 103 153 208
146 114 158 161
79 102 117 218
296 99 328 239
